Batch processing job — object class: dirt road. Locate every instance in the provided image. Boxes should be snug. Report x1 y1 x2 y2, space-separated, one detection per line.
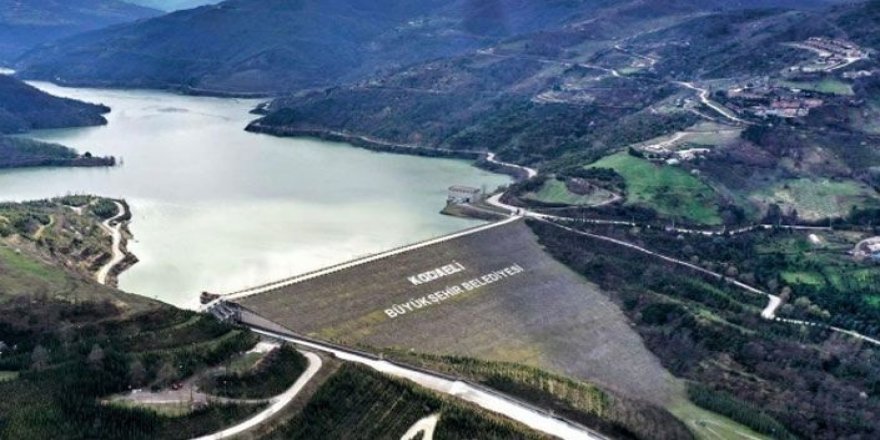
96 201 126 286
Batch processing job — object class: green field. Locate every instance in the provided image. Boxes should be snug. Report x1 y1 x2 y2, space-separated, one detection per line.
781 271 826 287
523 178 615 206
749 178 879 221
381 350 693 440
751 231 880 316
588 152 722 224
671 401 774 440
778 79 854 96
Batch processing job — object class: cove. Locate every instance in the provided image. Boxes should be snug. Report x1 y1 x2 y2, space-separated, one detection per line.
0 82 509 308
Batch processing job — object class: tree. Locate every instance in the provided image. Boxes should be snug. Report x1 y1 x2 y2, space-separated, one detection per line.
129 360 146 387
31 345 49 371
156 361 177 386
87 344 105 370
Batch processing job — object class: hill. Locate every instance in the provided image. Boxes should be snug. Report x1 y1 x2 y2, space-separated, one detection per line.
14 0 605 95
251 0 880 226
0 75 109 134
123 0 220 11
0 0 160 64
0 137 114 169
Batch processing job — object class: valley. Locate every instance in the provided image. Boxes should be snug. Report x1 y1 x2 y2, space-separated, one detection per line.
1 0 880 439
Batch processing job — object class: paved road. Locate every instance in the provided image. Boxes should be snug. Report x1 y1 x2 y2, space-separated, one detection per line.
485 152 538 179
401 414 440 440
251 328 605 440
677 82 751 125
191 351 323 440
96 201 126 286
544 220 880 347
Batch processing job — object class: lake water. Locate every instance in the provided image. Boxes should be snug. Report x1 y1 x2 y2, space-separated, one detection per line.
0 83 509 308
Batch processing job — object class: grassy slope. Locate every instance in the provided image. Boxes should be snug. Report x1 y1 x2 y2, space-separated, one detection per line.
0 198 148 309
777 79 855 96
378 350 693 440
524 178 615 206
264 363 547 440
588 153 722 225
749 178 880 221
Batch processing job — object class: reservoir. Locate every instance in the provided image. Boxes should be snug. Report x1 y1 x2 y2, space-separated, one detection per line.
0 83 509 308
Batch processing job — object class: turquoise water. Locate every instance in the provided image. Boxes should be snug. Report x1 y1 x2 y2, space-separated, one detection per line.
0 83 509 308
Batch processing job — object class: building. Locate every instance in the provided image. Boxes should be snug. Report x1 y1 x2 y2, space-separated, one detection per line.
448 185 482 204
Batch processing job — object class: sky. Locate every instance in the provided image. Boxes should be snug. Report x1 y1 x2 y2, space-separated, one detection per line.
123 0 222 12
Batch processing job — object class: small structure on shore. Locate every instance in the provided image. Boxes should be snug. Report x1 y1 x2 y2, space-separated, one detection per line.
200 291 221 305
447 185 481 204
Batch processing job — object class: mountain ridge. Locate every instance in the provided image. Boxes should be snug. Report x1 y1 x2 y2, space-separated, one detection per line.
0 0 160 64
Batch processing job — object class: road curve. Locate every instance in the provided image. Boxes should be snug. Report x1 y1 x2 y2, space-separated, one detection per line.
544 220 880 347
401 414 440 440
191 351 323 440
761 295 783 320
676 82 750 125
96 201 127 286
485 152 538 180
250 328 605 440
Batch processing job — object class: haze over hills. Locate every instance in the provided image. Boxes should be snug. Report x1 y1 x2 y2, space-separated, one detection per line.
122 0 221 11
13 0 856 95
0 0 160 64
12 0 641 94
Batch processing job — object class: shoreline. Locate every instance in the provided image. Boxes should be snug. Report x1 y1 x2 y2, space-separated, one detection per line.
96 199 139 288
18 75 272 99
245 122 534 182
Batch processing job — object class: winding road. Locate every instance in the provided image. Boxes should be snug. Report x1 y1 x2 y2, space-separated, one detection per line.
191 351 323 440
542 219 880 347
676 82 751 125
445 150 878 347
485 152 538 179
250 328 605 440
95 201 127 286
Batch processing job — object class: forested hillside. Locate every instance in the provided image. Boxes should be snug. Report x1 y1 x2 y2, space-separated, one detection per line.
0 0 159 63
0 76 109 134
14 0 605 95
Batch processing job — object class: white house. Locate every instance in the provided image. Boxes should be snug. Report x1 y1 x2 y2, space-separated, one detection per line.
448 185 482 204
